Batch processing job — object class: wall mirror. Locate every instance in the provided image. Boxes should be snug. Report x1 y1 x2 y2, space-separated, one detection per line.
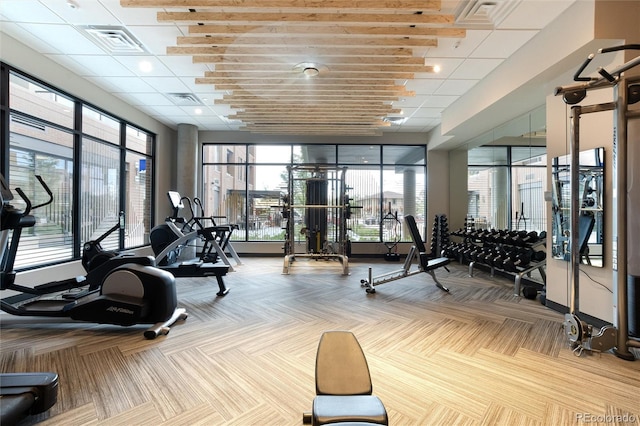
551 147 604 267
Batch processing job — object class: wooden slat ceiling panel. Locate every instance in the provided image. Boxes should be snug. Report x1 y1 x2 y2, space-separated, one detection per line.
121 0 466 136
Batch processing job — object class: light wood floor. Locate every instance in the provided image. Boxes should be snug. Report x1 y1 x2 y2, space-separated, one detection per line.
1 257 639 426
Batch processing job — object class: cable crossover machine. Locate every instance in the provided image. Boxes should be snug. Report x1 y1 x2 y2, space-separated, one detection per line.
281 165 359 275
554 43 640 360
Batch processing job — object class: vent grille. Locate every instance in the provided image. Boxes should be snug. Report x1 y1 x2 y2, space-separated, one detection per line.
455 0 522 28
78 25 148 54
166 93 204 106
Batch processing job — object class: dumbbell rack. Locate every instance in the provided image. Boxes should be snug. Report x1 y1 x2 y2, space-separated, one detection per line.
446 229 547 296
430 214 449 258
467 232 546 296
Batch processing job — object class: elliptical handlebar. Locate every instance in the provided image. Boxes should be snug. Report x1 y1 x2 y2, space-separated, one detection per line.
13 175 54 216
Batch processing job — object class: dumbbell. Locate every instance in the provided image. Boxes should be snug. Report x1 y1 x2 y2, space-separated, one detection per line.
502 249 533 271
532 250 546 262
514 231 539 246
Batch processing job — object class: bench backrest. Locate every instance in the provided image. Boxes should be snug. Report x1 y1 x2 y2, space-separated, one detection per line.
404 215 426 253
315 331 372 396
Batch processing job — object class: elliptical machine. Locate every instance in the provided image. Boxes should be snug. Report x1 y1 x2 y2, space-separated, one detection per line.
0 173 187 339
149 191 235 296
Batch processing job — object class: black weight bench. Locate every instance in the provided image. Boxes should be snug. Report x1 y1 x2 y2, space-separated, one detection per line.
0 372 58 425
303 331 388 426
361 214 450 294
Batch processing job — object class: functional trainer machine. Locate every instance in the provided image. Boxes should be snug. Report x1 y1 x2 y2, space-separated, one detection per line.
0 174 186 339
282 165 356 275
360 215 450 294
554 44 640 359
302 331 388 426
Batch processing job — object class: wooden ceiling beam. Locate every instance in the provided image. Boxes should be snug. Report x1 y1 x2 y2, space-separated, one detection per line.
205 64 433 73
216 99 395 106
238 116 387 123
200 71 415 80
167 46 413 56
210 86 415 97
210 84 408 91
192 55 426 66
222 93 405 100
121 0 440 10
231 105 402 115
157 12 455 26
244 123 389 129
242 129 383 136
176 36 437 48
199 78 400 86
188 25 465 39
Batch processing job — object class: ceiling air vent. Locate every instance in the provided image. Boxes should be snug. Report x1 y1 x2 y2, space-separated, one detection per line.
455 0 522 28
166 93 204 106
78 25 148 54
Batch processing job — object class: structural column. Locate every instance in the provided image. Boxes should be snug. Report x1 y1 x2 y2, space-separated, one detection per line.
176 123 198 197
402 168 416 217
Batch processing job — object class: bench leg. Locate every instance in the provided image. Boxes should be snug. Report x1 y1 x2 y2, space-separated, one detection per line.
215 275 229 296
427 270 449 292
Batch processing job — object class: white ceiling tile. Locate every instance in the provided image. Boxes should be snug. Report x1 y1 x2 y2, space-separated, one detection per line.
424 30 492 58
98 0 163 26
471 30 538 58
147 105 191 116
98 76 155 93
419 58 465 79
125 25 184 56
435 79 479 96
405 79 445 94
393 95 429 108
118 92 174 106
410 108 443 119
449 58 503 79
420 95 459 108
39 0 120 26
0 0 64 23
19 23 105 54
114 56 174 77
142 77 191 93
65 55 134 76
1 23 63 54
158 56 211 76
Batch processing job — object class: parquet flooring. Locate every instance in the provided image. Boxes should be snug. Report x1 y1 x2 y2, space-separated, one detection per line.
1 258 639 425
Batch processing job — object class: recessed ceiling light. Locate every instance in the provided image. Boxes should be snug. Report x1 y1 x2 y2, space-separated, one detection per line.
433 65 441 73
303 67 320 77
195 108 203 115
67 0 79 9
138 60 153 73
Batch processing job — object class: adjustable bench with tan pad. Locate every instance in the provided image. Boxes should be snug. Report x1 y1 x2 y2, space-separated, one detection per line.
303 331 388 426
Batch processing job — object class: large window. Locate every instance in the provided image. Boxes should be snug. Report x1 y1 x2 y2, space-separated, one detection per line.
201 143 427 243
1 64 156 269
467 146 546 232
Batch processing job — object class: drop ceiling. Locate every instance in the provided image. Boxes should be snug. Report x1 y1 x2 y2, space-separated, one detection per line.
0 0 575 137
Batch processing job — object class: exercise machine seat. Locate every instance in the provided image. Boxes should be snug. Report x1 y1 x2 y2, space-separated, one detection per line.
313 396 387 425
310 331 388 426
